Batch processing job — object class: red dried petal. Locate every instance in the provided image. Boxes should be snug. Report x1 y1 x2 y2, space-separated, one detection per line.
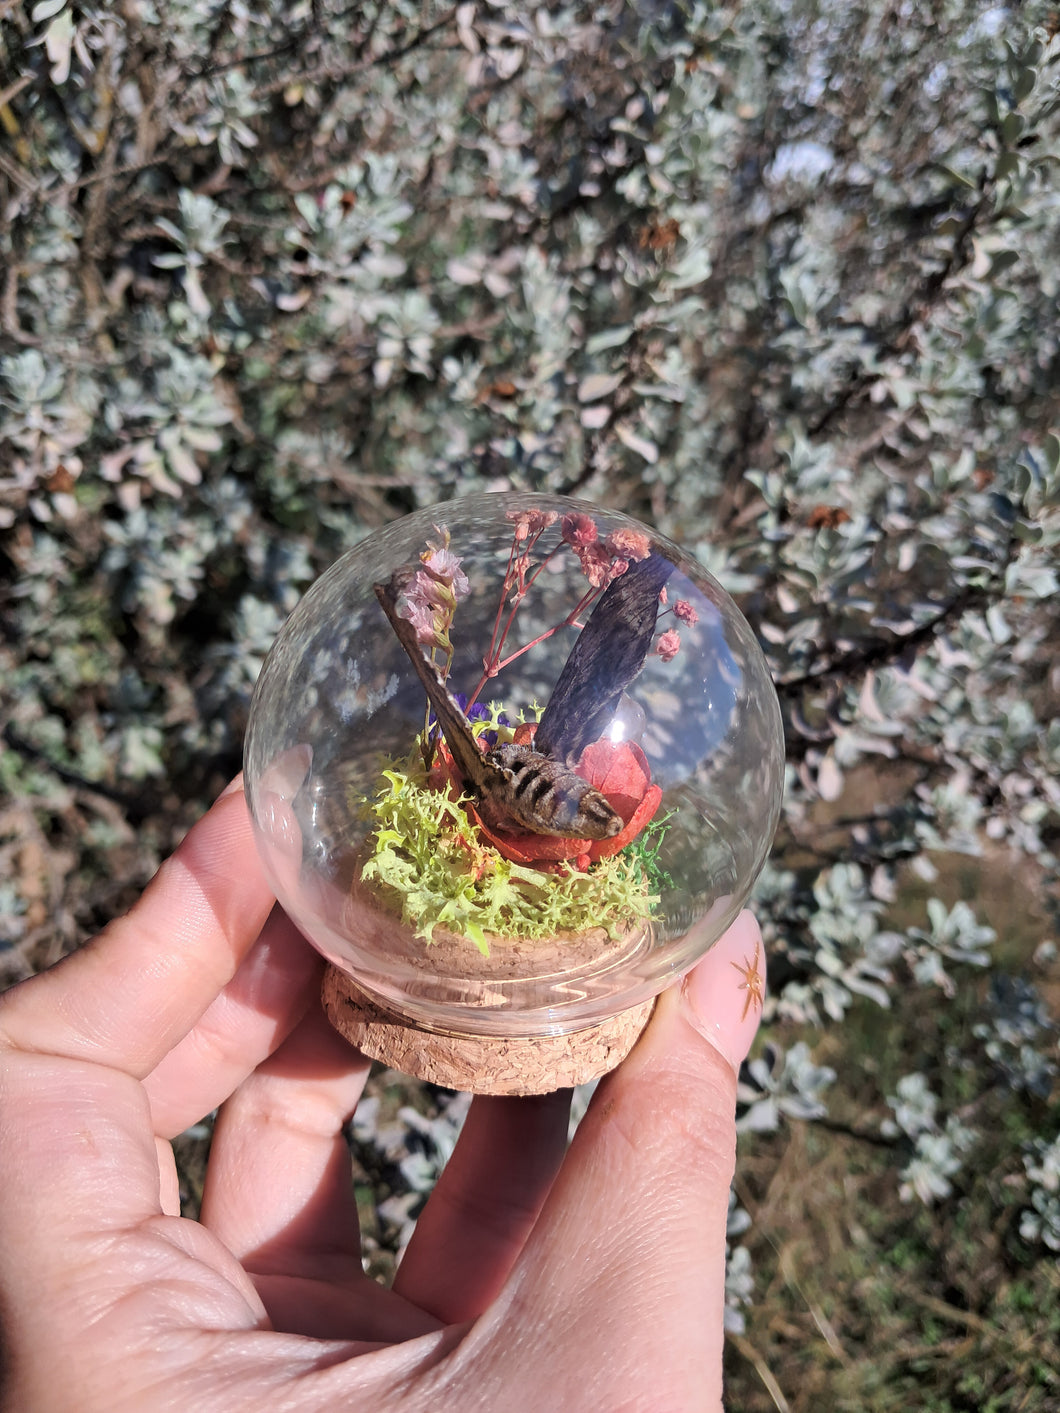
469 808 588 863
578 739 651 812
586 784 663 860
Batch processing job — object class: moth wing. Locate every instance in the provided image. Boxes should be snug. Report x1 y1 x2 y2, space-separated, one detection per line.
374 572 498 793
536 553 674 766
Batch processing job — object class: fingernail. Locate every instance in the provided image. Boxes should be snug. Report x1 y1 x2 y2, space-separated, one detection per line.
219 773 245 800
680 911 766 1074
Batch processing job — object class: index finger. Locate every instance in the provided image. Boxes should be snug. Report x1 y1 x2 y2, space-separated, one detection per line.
0 783 277 1077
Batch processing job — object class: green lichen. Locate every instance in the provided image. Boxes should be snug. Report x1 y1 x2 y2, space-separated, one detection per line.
358 748 658 957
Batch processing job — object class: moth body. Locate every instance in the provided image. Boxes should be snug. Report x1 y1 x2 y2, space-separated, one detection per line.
375 573 623 841
486 742 622 839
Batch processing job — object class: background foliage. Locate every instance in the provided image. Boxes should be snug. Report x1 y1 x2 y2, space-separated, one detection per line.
2 2 1059 1407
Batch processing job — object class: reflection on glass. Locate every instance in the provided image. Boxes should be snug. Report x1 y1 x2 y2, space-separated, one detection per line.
245 493 784 1037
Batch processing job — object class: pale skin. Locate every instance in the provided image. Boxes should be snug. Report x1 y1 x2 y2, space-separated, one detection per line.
0 782 765 1413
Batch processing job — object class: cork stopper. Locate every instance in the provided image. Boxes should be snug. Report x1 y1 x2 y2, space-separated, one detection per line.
322 964 656 1095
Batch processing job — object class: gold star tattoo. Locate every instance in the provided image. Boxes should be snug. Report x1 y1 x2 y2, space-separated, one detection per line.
731 938 764 1021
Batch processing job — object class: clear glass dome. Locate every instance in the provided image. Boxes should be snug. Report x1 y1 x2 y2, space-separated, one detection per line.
244 493 783 1038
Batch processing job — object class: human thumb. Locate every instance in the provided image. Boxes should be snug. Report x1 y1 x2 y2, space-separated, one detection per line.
465 912 765 1413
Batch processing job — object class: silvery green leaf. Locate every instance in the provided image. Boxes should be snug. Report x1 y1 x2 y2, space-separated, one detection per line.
445 256 484 285
1005 558 1059 599
182 426 223 452
723 1246 754 1334
293 192 319 226
40 7 73 84
577 372 624 402
844 974 892 1008
735 1097 780 1134
986 604 1011 643
664 243 712 290
0 349 64 405
1012 519 1043 544
631 380 685 402
727 1197 753 1239
159 431 201 486
614 422 658 463
585 325 633 355
770 141 834 183
911 951 951 992
580 403 610 429
817 753 843 801
120 724 165 779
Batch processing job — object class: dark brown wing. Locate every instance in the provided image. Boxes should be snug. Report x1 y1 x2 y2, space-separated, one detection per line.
374 572 495 795
535 552 674 766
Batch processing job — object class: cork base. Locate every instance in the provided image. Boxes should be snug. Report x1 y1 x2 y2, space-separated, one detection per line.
322 965 656 1095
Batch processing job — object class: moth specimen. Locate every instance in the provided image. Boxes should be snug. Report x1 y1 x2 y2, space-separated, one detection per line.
374 552 673 841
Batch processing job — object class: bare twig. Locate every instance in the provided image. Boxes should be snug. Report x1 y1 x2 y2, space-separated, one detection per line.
775 583 989 698
727 1333 791 1412
0 71 32 109
0 145 36 193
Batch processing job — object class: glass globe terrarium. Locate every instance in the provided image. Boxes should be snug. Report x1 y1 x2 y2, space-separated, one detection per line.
244 493 783 1090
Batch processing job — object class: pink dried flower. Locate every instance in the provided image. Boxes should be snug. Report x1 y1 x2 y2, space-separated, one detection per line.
673 599 699 625
656 628 681 662
605 528 651 561
505 507 557 541
397 583 439 645
561 512 598 548
421 545 470 599
401 569 435 609
506 509 531 540
575 540 614 587
396 565 467 647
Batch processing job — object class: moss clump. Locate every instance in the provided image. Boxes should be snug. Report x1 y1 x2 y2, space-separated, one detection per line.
359 749 658 956
622 810 675 894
